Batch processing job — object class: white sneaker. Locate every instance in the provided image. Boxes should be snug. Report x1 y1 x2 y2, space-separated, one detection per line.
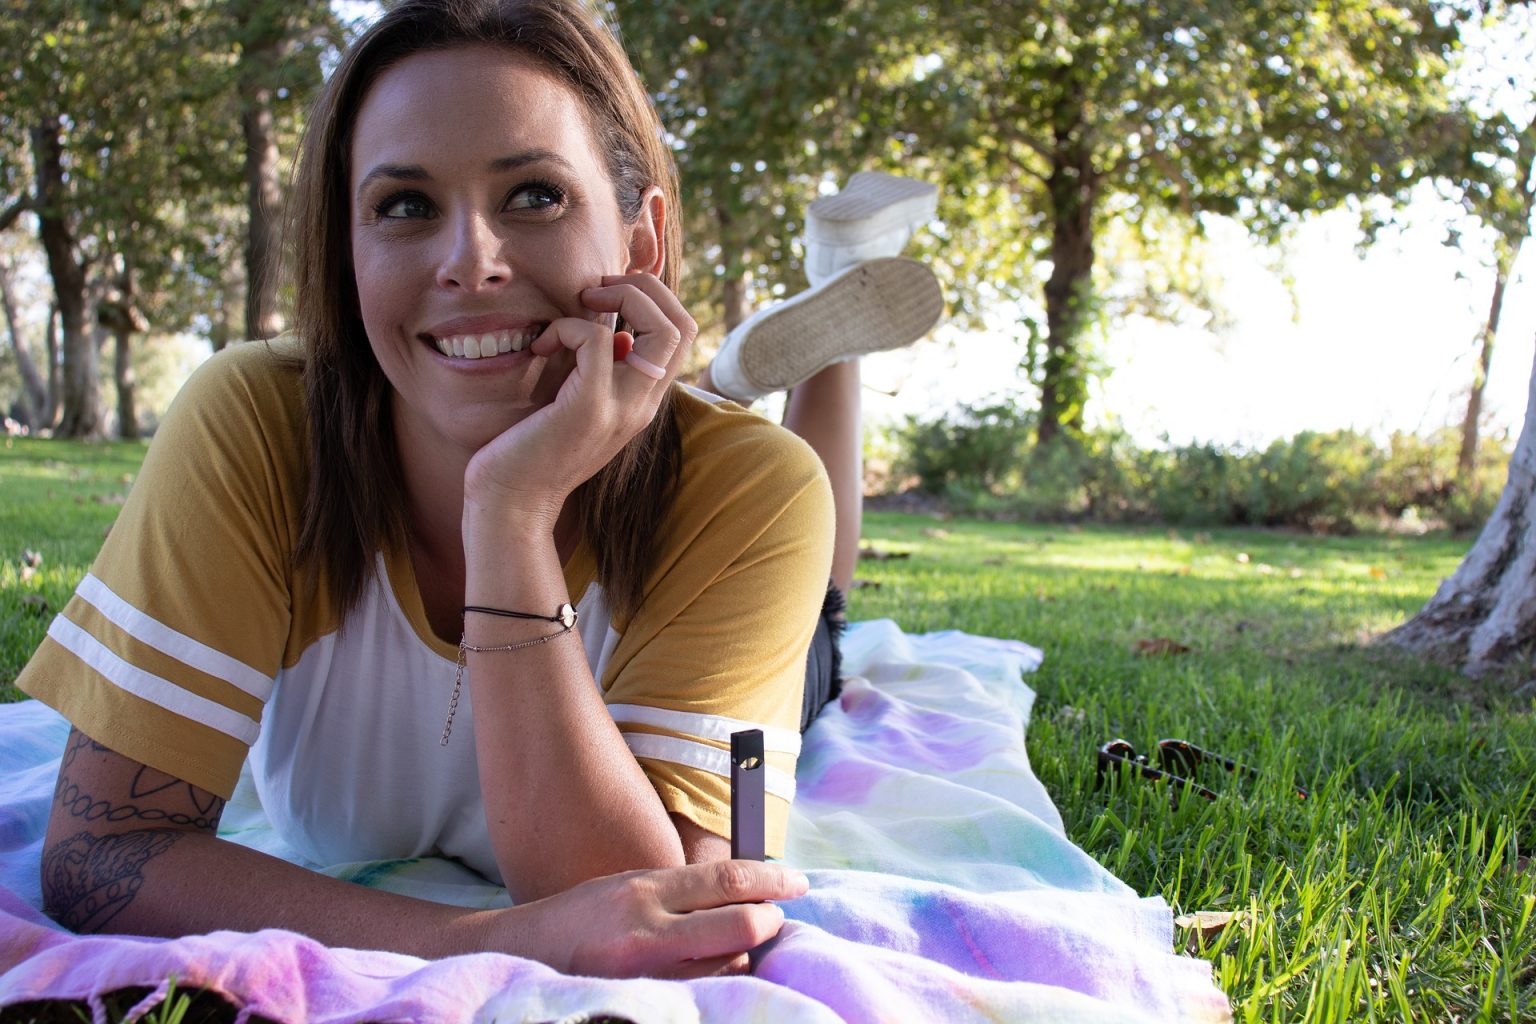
804 172 939 286
708 257 944 402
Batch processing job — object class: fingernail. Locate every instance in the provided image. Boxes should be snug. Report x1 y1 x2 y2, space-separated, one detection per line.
787 869 809 891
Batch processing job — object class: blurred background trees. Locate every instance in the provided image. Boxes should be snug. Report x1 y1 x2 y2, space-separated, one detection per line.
0 0 1528 453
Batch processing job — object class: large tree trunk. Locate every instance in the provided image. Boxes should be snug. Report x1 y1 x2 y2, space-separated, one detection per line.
1384 338 1536 676
0 257 47 428
1038 88 1098 446
1457 245 1515 486
242 83 283 341
32 117 100 439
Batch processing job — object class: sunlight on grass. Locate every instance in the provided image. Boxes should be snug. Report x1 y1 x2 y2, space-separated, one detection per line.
4 446 1533 1021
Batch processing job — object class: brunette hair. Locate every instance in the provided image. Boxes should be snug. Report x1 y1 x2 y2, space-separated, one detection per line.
288 0 683 619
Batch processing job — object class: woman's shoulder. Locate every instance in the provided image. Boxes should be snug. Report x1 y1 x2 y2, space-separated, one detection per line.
668 385 833 533
672 385 825 487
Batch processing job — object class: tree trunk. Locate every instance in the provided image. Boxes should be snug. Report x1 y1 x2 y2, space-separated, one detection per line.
32 117 100 439
716 203 750 331
1457 245 1515 487
722 276 749 332
242 85 283 340
1383 337 1536 676
44 303 60 428
1038 87 1098 446
0 257 48 428
99 264 143 441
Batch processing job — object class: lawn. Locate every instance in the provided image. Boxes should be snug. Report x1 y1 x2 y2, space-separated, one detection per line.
3 437 1533 1022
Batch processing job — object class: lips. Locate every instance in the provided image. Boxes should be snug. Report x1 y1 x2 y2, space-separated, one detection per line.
420 323 548 360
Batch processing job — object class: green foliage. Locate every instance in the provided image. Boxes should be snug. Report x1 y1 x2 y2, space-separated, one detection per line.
891 398 1512 531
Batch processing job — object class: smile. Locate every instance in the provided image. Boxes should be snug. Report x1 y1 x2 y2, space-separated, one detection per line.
425 325 546 360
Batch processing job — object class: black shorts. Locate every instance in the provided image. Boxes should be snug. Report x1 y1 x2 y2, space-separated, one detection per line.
799 581 846 733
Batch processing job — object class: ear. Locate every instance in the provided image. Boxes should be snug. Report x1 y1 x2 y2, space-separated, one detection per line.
625 186 666 276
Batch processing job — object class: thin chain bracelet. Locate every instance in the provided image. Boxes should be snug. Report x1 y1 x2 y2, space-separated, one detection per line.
440 623 575 746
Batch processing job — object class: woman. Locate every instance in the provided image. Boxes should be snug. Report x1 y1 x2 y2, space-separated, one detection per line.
19 0 939 978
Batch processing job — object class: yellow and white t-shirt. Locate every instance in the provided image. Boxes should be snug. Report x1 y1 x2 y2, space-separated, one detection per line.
19 338 833 881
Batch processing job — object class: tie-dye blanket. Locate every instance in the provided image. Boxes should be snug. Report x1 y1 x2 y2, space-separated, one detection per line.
0 620 1231 1023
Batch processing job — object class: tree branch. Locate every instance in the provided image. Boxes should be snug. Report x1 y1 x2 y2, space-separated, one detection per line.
0 197 30 234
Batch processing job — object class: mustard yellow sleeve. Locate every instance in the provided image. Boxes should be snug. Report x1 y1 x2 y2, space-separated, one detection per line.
600 396 835 856
18 341 308 798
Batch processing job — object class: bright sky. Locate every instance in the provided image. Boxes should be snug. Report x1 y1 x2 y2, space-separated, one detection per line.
859 193 1536 447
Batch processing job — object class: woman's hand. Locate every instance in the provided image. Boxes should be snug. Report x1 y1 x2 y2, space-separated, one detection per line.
462 272 696 530
504 860 808 979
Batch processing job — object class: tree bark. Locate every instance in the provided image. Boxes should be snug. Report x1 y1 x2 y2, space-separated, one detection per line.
716 203 750 332
1457 246 1515 486
0 257 47 428
44 303 60 428
32 116 100 439
1038 84 1098 446
99 264 143 441
1383 337 1536 676
242 85 283 340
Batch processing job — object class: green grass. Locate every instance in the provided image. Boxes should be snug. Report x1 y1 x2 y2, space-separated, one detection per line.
4 441 1534 1022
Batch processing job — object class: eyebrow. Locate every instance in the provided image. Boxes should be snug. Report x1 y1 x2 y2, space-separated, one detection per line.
355 149 578 197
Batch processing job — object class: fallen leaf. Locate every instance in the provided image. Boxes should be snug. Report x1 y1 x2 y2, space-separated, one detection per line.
1235 552 1250 564
1175 910 1250 949
20 594 49 615
981 556 1007 566
1289 567 1304 578
93 493 126 505
1369 566 1387 579
850 578 883 590
857 546 910 561
1134 637 1192 656
20 565 36 584
120 473 134 484
921 527 950 539
21 550 41 568
1256 563 1275 575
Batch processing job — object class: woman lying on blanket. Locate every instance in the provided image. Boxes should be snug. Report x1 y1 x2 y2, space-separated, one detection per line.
18 0 941 980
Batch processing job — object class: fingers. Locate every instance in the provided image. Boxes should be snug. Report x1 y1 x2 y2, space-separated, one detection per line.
582 273 697 382
655 860 810 913
666 951 752 981
662 900 787 966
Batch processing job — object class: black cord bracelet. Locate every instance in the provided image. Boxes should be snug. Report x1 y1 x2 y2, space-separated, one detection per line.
462 603 579 629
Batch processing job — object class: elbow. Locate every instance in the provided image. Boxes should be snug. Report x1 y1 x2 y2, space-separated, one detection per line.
40 828 189 933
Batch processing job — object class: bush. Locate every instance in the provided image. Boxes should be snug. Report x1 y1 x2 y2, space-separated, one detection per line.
886 398 1513 532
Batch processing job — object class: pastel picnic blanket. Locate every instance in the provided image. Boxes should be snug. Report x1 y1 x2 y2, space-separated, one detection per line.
0 620 1231 1023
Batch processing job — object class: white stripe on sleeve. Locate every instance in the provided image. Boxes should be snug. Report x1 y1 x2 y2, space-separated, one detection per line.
76 573 273 701
621 732 796 803
607 703 801 755
48 615 262 745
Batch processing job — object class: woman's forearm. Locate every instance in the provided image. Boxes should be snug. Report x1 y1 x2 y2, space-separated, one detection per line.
461 511 686 899
42 827 505 958
41 825 805 978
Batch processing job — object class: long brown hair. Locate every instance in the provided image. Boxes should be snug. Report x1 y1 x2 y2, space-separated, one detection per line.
289 0 684 619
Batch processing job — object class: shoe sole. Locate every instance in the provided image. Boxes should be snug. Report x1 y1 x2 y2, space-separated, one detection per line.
736 257 943 393
806 172 939 247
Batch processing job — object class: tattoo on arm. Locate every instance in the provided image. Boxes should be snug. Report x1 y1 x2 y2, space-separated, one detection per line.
41 829 186 932
54 730 225 832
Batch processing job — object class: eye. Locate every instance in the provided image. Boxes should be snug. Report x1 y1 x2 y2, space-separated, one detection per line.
506 180 567 212
375 192 433 220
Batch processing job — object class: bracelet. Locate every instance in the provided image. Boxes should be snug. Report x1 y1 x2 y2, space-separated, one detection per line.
463 603 579 629
440 620 577 746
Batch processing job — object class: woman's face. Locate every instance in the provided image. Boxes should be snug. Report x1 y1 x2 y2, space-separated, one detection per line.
349 44 656 456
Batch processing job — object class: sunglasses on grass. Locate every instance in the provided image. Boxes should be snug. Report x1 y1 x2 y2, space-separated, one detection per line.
1095 738 1308 802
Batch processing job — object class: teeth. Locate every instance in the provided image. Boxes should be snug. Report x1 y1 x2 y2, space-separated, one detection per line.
430 326 543 360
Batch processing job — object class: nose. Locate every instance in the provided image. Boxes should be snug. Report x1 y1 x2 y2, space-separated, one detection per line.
436 211 511 291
